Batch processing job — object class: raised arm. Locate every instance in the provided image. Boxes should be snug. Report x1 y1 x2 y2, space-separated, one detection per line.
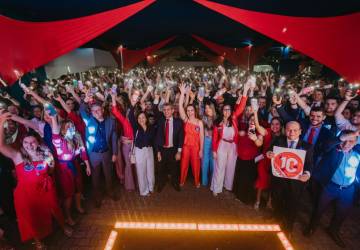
140 85 153 104
178 83 188 121
3 93 20 107
79 101 91 123
48 113 60 135
10 114 44 137
294 93 311 116
335 90 355 120
0 112 21 164
199 120 204 159
253 108 267 137
27 88 48 105
66 85 81 104
164 87 171 103
273 96 295 123
110 92 134 139
54 95 71 114
233 83 250 119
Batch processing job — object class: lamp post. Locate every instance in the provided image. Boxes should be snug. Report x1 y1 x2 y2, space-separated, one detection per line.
119 45 124 74
247 43 253 71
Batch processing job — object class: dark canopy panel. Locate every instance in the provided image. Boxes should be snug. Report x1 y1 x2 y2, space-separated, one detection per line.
1 0 359 49
1 0 359 84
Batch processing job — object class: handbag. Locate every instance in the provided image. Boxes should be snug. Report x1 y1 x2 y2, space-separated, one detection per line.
130 130 138 164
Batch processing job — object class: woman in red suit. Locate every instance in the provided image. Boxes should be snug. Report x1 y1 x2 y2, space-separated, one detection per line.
178 83 204 188
0 111 72 249
253 109 283 210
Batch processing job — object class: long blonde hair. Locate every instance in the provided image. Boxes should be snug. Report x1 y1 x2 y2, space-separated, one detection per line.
19 134 53 167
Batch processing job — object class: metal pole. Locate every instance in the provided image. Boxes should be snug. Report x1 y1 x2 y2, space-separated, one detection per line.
119 45 124 74
247 45 252 71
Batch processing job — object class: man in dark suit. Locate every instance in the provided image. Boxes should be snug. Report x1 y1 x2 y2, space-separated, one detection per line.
267 121 314 236
155 103 184 192
79 101 118 207
276 98 333 166
304 130 360 248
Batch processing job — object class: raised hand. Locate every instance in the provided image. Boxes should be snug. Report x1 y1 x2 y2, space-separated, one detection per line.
345 89 357 101
65 84 74 93
272 95 282 106
217 65 226 75
146 85 154 93
0 111 11 125
179 83 186 94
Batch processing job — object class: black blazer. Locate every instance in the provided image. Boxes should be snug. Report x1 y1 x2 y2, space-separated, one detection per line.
270 136 314 187
302 122 334 163
276 105 334 163
155 116 184 153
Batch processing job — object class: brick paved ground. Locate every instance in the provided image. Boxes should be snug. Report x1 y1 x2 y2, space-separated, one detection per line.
8 181 360 250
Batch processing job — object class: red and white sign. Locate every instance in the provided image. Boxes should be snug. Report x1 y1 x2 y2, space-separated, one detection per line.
271 146 306 179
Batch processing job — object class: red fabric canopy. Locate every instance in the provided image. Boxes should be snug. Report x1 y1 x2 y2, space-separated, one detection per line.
194 0 360 82
114 36 176 71
147 48 176 66
192 34 270 70
198 50 224 65
0 0 155 85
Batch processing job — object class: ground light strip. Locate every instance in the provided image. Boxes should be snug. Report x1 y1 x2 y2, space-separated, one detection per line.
277 232 295 250
104 230 118 250
105 222 294 250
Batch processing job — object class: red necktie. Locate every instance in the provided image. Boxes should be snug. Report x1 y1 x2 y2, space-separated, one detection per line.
165 119 169 147
307 127 316 144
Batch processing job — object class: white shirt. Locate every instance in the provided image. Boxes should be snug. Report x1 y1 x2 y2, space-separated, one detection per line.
287 138 300 149
165 117 174 147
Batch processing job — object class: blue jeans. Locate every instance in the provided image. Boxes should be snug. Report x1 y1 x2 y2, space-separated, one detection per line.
202 137 214 186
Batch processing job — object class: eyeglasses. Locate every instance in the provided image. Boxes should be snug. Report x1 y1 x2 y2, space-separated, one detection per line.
223 108 231 111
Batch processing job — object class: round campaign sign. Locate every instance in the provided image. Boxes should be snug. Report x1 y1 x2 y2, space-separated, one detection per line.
273 152 303 178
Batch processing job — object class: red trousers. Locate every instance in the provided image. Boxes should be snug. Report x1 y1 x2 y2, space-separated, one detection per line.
180 145 200 186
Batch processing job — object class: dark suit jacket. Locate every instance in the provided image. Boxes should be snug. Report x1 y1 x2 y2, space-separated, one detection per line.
270 136 314 188
313 137 360 188
276 105 334 163
79 102 118 155
155 116 184 154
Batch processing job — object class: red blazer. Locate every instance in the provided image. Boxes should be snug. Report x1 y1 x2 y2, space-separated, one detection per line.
111 105 134 140
212 96 247 152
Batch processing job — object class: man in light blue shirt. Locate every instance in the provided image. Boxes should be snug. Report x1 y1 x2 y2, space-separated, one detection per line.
304 130 360 248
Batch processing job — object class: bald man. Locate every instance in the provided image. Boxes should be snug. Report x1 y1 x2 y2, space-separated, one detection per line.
267 121 314 237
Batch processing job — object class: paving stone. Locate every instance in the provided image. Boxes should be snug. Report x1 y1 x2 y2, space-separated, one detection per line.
37 181 360 249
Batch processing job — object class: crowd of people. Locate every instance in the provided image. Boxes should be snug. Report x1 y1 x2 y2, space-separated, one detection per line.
0 65 359 249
